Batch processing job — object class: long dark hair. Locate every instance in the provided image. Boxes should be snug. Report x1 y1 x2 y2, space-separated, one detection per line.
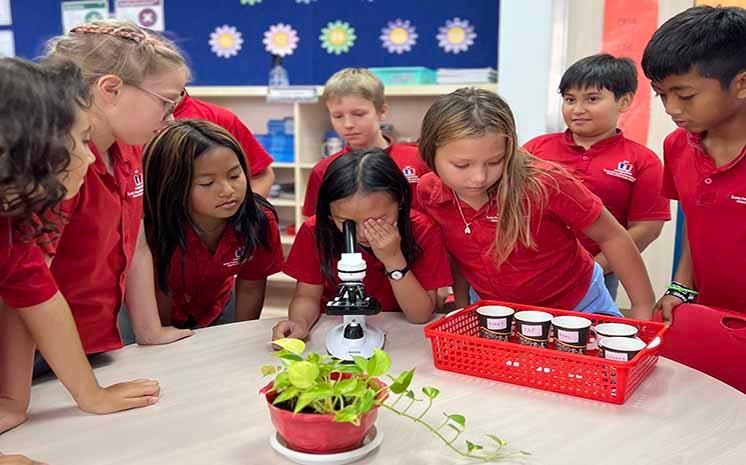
0 57 89 237
142 119 276 292
316 149 422 283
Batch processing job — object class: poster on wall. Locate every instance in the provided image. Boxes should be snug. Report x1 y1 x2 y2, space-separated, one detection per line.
0 30 15 57
115 0 164 31
61 1 109 32
601 0 658 145
0 0 11 26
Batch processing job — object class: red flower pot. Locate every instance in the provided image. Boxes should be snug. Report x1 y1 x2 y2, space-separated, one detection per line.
261 376 386 454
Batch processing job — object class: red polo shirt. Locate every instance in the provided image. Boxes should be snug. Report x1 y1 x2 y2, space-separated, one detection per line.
301 142 429 217
0 219 58 309
165 208 284 327
47 141 144 354
173 94 273 176
524 130 670 256
417 165 603 310
283 211 452 312
662 128 746 312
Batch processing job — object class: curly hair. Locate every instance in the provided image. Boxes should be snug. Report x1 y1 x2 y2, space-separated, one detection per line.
0 57 90 239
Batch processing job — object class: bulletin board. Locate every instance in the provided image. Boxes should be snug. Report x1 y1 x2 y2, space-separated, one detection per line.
6 0 498 85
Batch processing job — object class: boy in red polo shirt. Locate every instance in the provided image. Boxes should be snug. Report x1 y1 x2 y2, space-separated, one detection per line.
302 68 429 217
173 93 276 197
642 5 746 318
524 54 670 299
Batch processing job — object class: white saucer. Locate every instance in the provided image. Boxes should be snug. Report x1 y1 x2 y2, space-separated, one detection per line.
269 424 383 465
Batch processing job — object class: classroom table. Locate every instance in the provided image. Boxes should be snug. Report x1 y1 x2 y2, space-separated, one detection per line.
2 313 745 465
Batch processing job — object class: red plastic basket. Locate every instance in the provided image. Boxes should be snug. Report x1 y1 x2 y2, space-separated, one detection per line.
424 300 668 404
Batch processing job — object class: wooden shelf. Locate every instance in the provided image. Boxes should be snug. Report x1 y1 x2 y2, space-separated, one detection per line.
272 162 296 168
268 198 296 207
187 83 497 99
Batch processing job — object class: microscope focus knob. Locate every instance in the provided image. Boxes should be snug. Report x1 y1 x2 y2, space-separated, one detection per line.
343 322 364 340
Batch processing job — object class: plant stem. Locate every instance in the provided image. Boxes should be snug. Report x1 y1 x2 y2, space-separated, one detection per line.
380 403 525 462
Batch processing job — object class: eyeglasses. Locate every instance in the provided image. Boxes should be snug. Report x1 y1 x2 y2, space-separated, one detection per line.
130 85 185 121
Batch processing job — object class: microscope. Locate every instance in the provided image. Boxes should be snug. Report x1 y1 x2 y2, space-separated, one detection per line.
324 220 385 361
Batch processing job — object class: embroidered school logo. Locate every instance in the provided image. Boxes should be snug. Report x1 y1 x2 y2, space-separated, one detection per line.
127 170 144 198
402 165 419 183
603 160 636 182
731 194 746 205
222 247 249 268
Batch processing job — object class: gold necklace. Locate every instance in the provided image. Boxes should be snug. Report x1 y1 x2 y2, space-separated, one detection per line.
452 190 474 235
452 190 498 235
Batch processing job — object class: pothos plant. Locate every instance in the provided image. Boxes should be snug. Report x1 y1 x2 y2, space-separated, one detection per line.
262 338 529 462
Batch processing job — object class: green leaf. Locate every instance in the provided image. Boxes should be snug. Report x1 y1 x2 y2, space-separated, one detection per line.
307 353 320 364
334 405 360 424
273 338 305 355
261 364 280 377
335 364 363 375
486 434 507 447
294 392 318 413
465 440 483 453
352 355 368 374
287 361 319 389
405 390 416 400
272 387 299 405
276 353 304 362
422 387 440 400
367 349 391 377
335 378 359 396
305 384 334 400
273 372 290 391
444 413 466 428
357 389 375 414
389 369 415 394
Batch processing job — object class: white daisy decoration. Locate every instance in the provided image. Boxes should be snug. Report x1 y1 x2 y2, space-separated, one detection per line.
437 17 477 54
240 0 262 5
263 23 299 57
380 19 417 54
209 25 244 59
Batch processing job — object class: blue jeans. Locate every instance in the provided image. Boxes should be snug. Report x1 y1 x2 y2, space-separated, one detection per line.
468 263 621 317
574 264 622 317
604 273 620 301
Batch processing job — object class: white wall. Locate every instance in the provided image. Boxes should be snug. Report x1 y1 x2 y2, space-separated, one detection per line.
497 0 556 145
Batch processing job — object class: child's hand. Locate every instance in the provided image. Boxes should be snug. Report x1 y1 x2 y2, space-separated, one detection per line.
654 295 683 324
272 320 308 341
0 454 47 465
363 219 405 270
136 326 193 345
78 379 160 414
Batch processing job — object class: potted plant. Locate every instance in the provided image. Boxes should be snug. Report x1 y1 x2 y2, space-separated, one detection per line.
261 338 528 462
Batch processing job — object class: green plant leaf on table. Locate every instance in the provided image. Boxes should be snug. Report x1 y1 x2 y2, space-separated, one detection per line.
287 361 319 389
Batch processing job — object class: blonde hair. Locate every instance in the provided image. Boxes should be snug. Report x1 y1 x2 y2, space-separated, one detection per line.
44 19 189 87
322 68 385 113
419 87 557 268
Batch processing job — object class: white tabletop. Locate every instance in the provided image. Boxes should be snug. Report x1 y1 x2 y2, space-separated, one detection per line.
1 313 744 465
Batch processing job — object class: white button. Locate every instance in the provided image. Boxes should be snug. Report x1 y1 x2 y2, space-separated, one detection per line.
704 178 713 184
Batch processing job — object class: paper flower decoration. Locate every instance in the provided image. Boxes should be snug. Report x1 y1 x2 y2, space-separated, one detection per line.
240 0 262 5
380 19 417 54
263 23 299 57
437 17 477 54
320 21 356 55
209 25 243 59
